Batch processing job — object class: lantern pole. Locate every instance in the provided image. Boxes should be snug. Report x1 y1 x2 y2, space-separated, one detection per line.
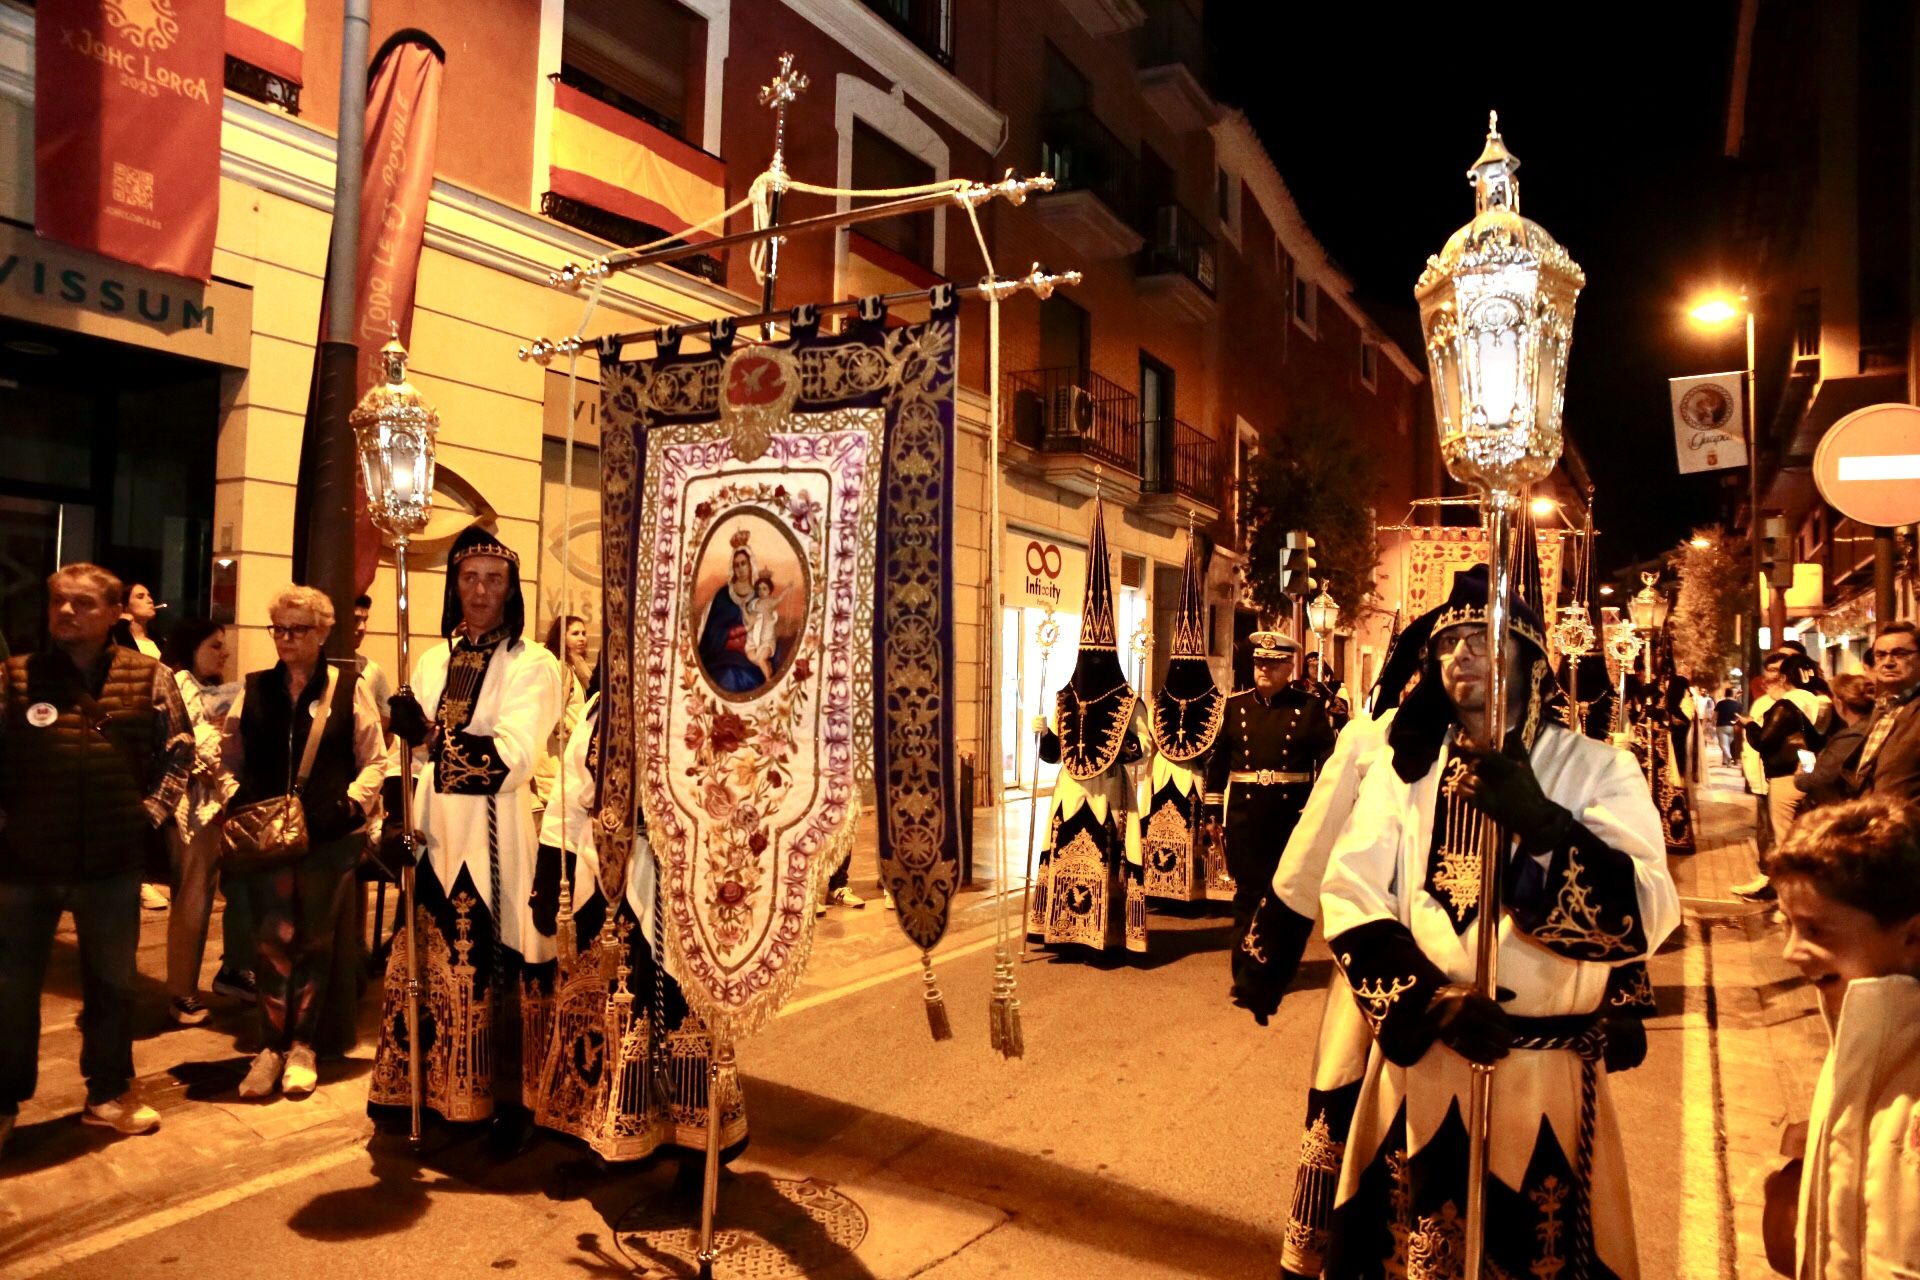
350 337 438 1147
1414 113 1584 1280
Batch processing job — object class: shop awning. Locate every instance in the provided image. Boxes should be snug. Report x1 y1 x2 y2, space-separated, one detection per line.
226 0 305 86
548 83 727 242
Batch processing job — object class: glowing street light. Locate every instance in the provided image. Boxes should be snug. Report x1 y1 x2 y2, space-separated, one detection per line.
1689 535 1713 549
1688 295 1742 327
1529 495 1558 518
1598 584 1615 596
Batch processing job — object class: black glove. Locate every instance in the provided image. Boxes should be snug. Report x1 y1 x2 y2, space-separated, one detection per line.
1422 983 1514 1065
1602 1017 1647 1072
388 690 429 748
1456 745 1573 848
530 844 563 937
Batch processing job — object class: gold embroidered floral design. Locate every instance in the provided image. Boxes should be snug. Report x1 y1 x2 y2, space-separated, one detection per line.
1341 952 1418 1030
1528 1175 1568 1278
1608 965 1655 1010
1530 848 1636 958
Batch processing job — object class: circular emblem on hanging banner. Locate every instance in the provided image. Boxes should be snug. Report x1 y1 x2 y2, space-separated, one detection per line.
719 345 800 463
26 702 57 728
1813 403 1920 528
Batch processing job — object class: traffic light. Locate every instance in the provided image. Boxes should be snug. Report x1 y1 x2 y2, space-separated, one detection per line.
1760 515 1795 589
1280 530 1319 597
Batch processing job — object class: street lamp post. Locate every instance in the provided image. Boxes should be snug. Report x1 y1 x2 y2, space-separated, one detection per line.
1688 292 1762 693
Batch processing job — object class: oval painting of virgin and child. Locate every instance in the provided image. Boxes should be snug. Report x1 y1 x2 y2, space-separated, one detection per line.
692 509 809 698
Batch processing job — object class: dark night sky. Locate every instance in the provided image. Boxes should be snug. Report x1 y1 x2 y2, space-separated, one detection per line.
1212 5 1747 573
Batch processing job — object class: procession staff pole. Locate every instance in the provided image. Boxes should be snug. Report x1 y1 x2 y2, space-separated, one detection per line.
393 531 425 1145
1016 611 1059 961
1463 491 1519 1280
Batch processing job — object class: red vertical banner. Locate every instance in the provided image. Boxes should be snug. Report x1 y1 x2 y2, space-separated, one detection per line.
346 31 445 593
35 0 225 280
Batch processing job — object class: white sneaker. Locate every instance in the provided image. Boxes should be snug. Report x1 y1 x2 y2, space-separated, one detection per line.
827 887 867 909
281 1044 318 1097
239 1049 283 1099
883 890 897 912
81 1093 159 1135
140 883 170 911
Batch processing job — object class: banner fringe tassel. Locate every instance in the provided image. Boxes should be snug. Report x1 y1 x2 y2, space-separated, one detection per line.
921 951 953 1042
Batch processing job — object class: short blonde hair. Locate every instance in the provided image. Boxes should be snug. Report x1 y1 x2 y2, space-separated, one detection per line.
48 562 124 607
268 585 335 636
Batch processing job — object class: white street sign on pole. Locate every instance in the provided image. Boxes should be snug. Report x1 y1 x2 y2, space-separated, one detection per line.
1669 371 1749 473
1813 404 1920 528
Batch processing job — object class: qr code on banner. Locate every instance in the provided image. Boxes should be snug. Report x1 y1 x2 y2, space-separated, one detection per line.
111 162 155 211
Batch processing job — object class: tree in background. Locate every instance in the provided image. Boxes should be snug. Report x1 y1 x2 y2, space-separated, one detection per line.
1241 398 1383 623
1667 528 1749 684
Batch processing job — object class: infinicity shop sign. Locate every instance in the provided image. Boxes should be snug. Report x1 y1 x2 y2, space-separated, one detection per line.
1005 530 1085 612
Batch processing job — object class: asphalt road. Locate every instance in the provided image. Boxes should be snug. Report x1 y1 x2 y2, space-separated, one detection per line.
13 895 1702 1280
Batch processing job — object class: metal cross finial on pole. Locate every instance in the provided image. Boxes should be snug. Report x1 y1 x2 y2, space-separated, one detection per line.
754 53 808 334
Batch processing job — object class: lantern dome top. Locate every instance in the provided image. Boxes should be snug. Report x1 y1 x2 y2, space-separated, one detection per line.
349 334 439 435
1415 113 1585 303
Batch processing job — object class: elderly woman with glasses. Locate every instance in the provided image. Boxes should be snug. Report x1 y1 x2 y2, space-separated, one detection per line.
218 586 388 1100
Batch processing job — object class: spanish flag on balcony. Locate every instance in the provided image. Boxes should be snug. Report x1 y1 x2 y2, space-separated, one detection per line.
549 82 726 241
226 0 305 85
844 231 943 308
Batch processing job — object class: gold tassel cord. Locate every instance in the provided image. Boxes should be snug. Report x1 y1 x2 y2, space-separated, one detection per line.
922 951 953 1041
988 948 1024 1059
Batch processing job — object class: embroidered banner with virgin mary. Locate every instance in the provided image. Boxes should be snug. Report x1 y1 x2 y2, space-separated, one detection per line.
595 293 963 1037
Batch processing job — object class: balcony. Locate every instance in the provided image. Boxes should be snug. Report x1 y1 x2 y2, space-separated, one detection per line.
1033 109 1144 260
1134 0 1217 133
1135 205 1217 325
1140 418 1223 520
1058 0 1145 37
1003 367 1141 497
861 0 953 67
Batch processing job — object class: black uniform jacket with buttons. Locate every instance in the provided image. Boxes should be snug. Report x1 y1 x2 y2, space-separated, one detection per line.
1203 682 1337 832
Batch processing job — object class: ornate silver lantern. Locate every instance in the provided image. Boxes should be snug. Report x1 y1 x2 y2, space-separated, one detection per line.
1416 112 1585 510
350 337 438 542
1415 113 1584 1280
348 335 438 1146
1628 570 1672 633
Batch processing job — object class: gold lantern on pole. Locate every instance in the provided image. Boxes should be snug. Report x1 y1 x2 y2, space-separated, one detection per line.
349 335 438 1145
1414 112 1584 1278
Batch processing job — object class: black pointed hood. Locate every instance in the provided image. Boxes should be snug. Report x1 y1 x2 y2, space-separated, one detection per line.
1152 529 1223 761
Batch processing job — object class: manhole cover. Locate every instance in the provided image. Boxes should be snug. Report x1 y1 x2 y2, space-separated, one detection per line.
615 1175 868 1278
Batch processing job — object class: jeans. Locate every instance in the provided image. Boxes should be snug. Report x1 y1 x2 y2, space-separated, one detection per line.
166 823 254 996
239 835 361 1053
0 871 141 1112
1717 726 1740 765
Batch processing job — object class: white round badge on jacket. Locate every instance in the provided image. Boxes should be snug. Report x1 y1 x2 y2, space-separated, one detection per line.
26 702 57 728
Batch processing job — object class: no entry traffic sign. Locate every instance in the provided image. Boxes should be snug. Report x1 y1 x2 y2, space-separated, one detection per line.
1813 403 1920 528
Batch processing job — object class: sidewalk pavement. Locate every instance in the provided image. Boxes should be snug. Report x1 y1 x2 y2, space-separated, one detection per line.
1667 759 1826 1279
0 801 1047 1275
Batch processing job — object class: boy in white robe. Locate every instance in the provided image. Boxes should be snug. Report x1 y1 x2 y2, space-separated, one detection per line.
1764 796 1920 1277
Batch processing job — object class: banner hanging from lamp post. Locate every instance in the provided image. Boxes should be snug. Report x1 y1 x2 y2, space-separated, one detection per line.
1669 371 1749 474
34 0 224 281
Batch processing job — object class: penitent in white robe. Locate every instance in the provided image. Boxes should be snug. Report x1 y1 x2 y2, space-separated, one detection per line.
403 635 563 961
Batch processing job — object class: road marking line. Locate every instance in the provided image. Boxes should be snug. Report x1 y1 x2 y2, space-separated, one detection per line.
1 1143 363 1279
779 930 1004 1019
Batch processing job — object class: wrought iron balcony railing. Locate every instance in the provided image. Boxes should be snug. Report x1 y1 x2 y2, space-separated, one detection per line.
1141 417 1222 508
1138 204 1217 295
1039 108 1140 223
1003 367 1142 475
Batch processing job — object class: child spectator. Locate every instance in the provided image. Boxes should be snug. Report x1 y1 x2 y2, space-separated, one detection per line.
1763 796 1920 1275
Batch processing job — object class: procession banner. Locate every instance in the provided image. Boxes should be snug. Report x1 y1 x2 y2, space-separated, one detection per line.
1404 525 1563 618
597 293 963 1036
1669 371 1748 474
35 0 224 280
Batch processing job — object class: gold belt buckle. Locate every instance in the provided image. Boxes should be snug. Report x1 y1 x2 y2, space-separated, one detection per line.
1258 769 1275 785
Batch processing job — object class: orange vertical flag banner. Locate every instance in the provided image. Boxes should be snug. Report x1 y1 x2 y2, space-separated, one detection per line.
347 31 445 593
35 0 225 280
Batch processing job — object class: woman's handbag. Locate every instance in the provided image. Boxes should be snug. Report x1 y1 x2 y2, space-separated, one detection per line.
222 668 337 873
